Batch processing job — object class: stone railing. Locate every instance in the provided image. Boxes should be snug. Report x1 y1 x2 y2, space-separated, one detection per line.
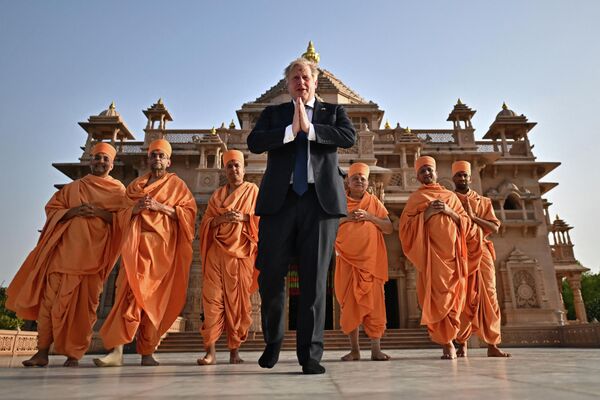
414 129 455 144
0 330 38 357
469 323 600 348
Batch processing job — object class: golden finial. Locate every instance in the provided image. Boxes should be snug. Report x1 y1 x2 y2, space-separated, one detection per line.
109 101 116 110
556 214 560 220
157 98 163 105
302 41 320 64
210 126 216 135
502 102 508 110
404 127 411 134
384 119 391 129
229 119 236 129
220 122 226 129
457 98 463 105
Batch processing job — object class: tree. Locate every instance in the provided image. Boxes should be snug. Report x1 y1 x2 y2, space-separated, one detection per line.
562 272 600 322
0 287 23 330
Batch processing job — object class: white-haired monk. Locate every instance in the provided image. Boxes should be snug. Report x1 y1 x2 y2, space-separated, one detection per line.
335 162 393 362
94 139 197 367
197 149 259 365
452 160 511 358
7 143 126 367
399 156 470 359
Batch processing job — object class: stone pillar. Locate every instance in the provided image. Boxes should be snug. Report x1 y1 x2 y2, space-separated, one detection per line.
567 275 588 323
556 276 566 312
500 129 508 155
182 237 203 331
249 291 262 335
112 128 118 145
405 263 420 328
400 148 407 168
199 148 206 168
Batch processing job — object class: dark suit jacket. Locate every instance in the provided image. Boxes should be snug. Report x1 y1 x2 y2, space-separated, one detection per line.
247 100 356 217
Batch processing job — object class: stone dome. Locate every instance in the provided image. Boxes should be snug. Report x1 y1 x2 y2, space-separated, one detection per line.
99 101 120 117
496 102 517 118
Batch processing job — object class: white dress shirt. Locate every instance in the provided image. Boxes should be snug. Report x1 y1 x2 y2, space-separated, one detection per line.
283 98 316 183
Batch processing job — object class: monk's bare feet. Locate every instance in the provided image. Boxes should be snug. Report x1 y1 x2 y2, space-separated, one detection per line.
371 350 391 361
229 349 244 364
369 339 390 361
441 343 457 360
197 344 217 365
197 353 216 365
93 345 124 367
63 358 79 367
141 354 159 366
22 350 49 367
341 350 361 361
487 344 511 358
456 342 467 358
342 329 361 361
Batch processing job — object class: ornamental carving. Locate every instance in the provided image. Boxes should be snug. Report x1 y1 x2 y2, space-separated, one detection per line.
389 174 403 186
513 270 539 308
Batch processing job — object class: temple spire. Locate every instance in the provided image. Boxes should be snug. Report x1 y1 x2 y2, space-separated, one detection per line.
302 41 320 64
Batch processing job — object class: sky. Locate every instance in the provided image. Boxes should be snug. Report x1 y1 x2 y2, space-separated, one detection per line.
0 0 598 283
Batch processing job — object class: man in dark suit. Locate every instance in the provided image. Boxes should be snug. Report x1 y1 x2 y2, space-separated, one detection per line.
247 57 355 374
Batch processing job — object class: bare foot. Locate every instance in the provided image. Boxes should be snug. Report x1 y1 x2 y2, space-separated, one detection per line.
63 358 79 367
456 342 467 358
341 350 361 361
22 350 49 367
141 354 160 366
371 350 391 361
197 353 216 365
93 345 124 367
229 349 244 364
487 344 511 358
441 343 457 360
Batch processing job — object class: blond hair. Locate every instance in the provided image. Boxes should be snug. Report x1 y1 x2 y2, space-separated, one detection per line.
284 58 319 82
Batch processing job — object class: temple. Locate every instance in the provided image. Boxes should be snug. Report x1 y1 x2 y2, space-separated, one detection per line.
52 42 591 347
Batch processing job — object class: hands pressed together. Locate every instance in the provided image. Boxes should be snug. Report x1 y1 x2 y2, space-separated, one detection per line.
424 199 458 222
292 97 311 136
63 203 113 223
133 195 162 215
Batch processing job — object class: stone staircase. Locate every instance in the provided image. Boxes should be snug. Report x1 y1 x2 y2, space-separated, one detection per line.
157 328 437 353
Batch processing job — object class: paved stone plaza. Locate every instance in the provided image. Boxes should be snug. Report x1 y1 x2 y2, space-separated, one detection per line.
1 348 599 399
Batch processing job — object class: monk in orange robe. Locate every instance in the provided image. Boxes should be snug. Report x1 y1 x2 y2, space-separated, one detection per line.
94 139 197 367
197 149 259 366
399 156 471 359
335 163 392 362
7 143 126 367
452 161 511 358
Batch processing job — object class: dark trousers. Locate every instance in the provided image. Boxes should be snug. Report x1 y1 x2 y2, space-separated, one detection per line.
257 185 339 364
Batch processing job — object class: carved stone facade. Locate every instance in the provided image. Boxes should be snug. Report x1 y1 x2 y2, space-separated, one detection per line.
50 43 589 338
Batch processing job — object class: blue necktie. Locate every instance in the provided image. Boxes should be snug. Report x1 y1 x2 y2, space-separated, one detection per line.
292 129 308 196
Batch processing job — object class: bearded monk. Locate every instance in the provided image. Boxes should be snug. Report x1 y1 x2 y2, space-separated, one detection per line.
452 161 511 358
335 163 392 362
7 143 125 367
94 139 196 367
399 156 470 360
197 149 259 366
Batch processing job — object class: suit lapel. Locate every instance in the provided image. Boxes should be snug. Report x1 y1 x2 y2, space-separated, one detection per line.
283 101 295 124
312 99 323 123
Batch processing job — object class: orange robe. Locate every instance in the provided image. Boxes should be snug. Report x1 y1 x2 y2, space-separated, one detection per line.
7 174 126 359
99 172 197 355
199 181 259 349
334 192 388 339
456 190 502 345
399 183 470 345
